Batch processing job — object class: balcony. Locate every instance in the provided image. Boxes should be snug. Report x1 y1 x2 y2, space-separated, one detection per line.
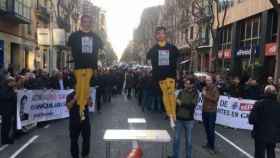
0 0 31 24
57 16 71 32
35 5 50 23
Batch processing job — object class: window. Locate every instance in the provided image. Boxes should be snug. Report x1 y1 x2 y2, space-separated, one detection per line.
237 0 245 3
43 52 47 69
218 0 234 12
185 28 189 40
0 0 6 10
270 11 278 42
14 0 31 20
218 25 232 50
240 16 261 49
27 24 32 35
190 26 194 40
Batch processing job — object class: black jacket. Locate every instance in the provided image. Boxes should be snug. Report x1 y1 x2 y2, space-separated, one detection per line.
146 43 179 81
0 85 17 116
68 31 103 69
50 78 67 90
249 96 280 143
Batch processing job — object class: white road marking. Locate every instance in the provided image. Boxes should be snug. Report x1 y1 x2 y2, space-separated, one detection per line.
44 124 50 129
0 144 9 152
9 135 39 158
123 93 128 102
215 131 254 158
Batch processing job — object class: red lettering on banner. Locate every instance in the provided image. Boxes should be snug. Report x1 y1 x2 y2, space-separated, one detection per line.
239 103 254 111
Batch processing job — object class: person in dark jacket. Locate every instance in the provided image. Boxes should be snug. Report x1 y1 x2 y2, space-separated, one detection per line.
202 76 220 153
50 71 67 90
142 72 153 112
170 78 197 158
91 71 103 113
244 78 262 100
66 91 93 158
125 71 134 99
215 74 228 95
249 85 280 158
0 76 17 145
229 77 244 98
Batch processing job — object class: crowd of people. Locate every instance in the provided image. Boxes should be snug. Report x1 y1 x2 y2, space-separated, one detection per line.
1 65 280 158
0 19 280 158
123 68 280 111
0 65 128 145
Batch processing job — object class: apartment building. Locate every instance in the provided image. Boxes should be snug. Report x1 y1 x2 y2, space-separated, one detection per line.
216 0 279 78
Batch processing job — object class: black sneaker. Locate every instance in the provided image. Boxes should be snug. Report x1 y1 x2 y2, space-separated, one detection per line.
202 144 210 149
208 149 217 155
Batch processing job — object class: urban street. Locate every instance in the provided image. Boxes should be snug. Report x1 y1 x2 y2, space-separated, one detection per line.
1 0 280 158
0 94 278 158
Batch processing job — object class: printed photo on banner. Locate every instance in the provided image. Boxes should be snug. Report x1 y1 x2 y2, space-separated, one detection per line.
19 95 30 121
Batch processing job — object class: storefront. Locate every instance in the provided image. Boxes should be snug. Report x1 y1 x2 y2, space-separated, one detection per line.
218 49 232 70
264 42 276 76
197 46 211 72
236 46 260 76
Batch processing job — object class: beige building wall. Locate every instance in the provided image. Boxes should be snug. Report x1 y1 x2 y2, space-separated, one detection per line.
0 32 35 70
0 0 36 71
216 0 280 27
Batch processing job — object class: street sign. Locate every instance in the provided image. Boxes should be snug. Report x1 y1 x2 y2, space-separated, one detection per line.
37 28 50 46
53 29 66 46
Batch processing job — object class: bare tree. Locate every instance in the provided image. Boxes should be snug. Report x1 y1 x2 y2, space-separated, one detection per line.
269 0 280 81
176 0 229 72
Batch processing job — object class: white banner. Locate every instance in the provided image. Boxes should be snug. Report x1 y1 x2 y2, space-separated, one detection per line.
193 93 256 130
216 96 255 130
16 90 73 129
194 92 203 121
16 88 97 130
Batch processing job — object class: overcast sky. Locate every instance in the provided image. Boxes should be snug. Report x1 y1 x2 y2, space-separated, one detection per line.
93 0 164 59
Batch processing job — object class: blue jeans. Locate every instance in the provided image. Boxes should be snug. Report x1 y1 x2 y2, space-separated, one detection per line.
143 89 152 111
202 112 217 150
173 120 194 158
151 95 162 112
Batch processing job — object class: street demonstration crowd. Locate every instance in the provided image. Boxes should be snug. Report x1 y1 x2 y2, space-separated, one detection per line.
0 65 280 158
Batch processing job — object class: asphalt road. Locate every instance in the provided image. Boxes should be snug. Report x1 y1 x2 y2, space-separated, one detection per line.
0 94 279 158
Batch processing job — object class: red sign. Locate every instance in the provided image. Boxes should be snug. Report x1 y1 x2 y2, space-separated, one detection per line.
265 43 277 56
218 49 232 59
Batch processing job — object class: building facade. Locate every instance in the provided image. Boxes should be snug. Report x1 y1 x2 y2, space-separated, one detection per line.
133 6 161 64
0 0 80 73
0 0 34 72
216 0 279 79
158 0 213 72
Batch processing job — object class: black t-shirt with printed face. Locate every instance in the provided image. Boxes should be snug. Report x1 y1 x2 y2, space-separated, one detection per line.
68 31 104 69
146 43 179 81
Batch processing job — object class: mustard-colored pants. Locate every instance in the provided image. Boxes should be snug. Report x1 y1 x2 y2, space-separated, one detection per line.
74 69 94 119
159 78 176 119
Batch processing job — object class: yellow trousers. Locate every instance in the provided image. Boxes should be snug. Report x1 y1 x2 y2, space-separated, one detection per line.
159 78 176 119
74 69 94 120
